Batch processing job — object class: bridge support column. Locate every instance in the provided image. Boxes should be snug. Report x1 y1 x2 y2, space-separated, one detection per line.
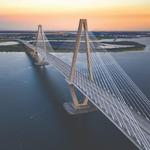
35 25 49 66
25 24 49 66
63 19 96 115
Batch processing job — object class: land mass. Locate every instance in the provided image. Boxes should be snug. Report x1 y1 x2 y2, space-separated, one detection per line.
0 39 146 52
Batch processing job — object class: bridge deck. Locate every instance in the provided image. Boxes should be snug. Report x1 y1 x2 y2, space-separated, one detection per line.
20 40 150 150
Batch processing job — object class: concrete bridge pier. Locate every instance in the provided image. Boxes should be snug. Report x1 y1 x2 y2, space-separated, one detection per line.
34 56 49 66
63 84 97 115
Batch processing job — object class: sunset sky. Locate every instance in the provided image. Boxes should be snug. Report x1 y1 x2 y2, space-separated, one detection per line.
0 0 150 31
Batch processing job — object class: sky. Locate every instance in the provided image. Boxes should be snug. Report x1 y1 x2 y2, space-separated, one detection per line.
0 0 150 31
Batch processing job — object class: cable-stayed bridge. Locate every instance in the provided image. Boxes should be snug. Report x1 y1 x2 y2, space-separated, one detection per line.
19 19 150 150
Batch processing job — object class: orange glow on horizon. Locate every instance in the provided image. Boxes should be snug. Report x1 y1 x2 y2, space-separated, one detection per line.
0 0 150 30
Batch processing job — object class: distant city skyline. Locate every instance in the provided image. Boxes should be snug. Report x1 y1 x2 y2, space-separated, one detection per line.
0 0 150 31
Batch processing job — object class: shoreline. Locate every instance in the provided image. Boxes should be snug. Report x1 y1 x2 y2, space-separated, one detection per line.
0 39 146 52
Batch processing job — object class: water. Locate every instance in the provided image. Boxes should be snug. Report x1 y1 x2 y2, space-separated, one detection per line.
1 51 150 150
0 41 19 46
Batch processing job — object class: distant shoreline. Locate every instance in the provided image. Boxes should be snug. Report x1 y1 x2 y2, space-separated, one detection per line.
0 40 145 52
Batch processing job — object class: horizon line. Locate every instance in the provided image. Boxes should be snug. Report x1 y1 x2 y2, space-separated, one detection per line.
0 30 150 32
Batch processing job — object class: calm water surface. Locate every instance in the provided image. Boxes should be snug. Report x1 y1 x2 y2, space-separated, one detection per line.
1 50 150 150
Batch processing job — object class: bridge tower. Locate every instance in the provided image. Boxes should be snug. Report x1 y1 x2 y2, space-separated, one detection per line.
64 19 96 114
34 24 49 66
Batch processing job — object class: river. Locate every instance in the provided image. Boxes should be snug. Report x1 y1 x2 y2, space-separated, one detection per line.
1 44 150 150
